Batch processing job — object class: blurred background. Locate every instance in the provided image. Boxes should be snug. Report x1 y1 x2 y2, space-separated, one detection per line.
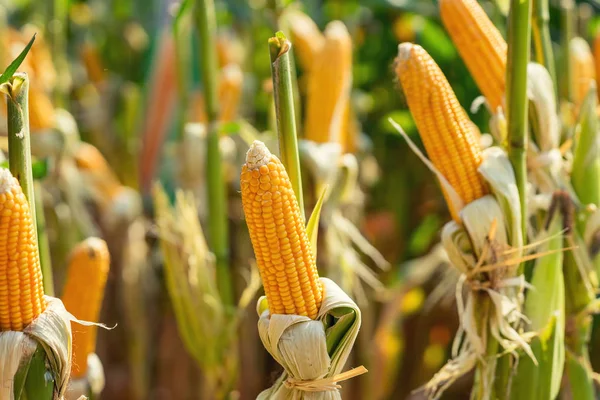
1 0 599 398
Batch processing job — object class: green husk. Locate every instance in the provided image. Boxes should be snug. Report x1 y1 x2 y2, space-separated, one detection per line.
531 0 556 94
565 350 595 400
571 84 599 208
511 213 565 400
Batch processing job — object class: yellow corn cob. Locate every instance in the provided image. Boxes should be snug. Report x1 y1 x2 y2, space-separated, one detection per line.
241 141 323 319
218 63 243 123
74 142 124 201
81 42 106 84
304 21 353 145
570 37 596 108
188 65 242 124
61 237 110 378
440 0 507 112
340 103 359 154
29 86 55 131
0 168 46 331
287 10 325 72
395 43 488 221
216 33 245 68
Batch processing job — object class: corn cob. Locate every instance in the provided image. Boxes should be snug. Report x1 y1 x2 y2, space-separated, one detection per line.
304 21 353 145
440 0 507 112
241 141 323 319
188 65 242 124
74 142 123 201
395 43 488 221
218 63 243 123
81 42 106 84
29 86 55 131
287 10 325 72
216 33 245 68
0 168 46 331
340 103 359 154
61 237 110 378
189 90 207 123
570 37 596 109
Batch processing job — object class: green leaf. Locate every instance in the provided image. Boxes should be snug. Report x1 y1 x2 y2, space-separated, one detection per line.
324 307 356 356
21 346 54 400
0 34 35 86
31 159 48 180
305 186 328 260
512 214 565 400
571 84 599 208
511 317 563 400
565 351 595 400
493 0 510 15
13 348 35 399
219 121 241 136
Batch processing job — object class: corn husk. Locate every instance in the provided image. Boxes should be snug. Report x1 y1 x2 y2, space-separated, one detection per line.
392 144 533 399
511 211 565 400
0 297 72 400
256 278 362 400
527 63 560 152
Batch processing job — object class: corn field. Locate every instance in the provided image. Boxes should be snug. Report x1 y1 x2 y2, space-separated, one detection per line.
0 0 599 399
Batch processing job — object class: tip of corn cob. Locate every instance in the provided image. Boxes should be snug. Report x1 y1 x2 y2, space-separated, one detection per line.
221 63 243 83
245 140 271 170
324 20 350 39
397 42 414 63
0 168 19 194
62 237 110 377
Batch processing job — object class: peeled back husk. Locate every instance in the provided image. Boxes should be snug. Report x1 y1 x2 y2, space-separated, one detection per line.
257 278 361 400
1 297 72 400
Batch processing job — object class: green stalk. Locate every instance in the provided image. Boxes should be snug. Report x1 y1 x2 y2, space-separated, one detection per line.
268 32 304 219
559 0 574 104
51 0 69 106
471 295 497 400
6 73 53 294
195 0 234 306
174 0 193 141
118 83 142 190
34 181 54 296
531 0 556 94
506 0 532 274
7 74 36 220
563 240 595 400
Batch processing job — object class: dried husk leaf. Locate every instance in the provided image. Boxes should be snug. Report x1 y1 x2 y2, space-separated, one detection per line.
426 150 533 399
478 147 523 252
527 63 559 152
257 278 361 400
0 297 74 400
